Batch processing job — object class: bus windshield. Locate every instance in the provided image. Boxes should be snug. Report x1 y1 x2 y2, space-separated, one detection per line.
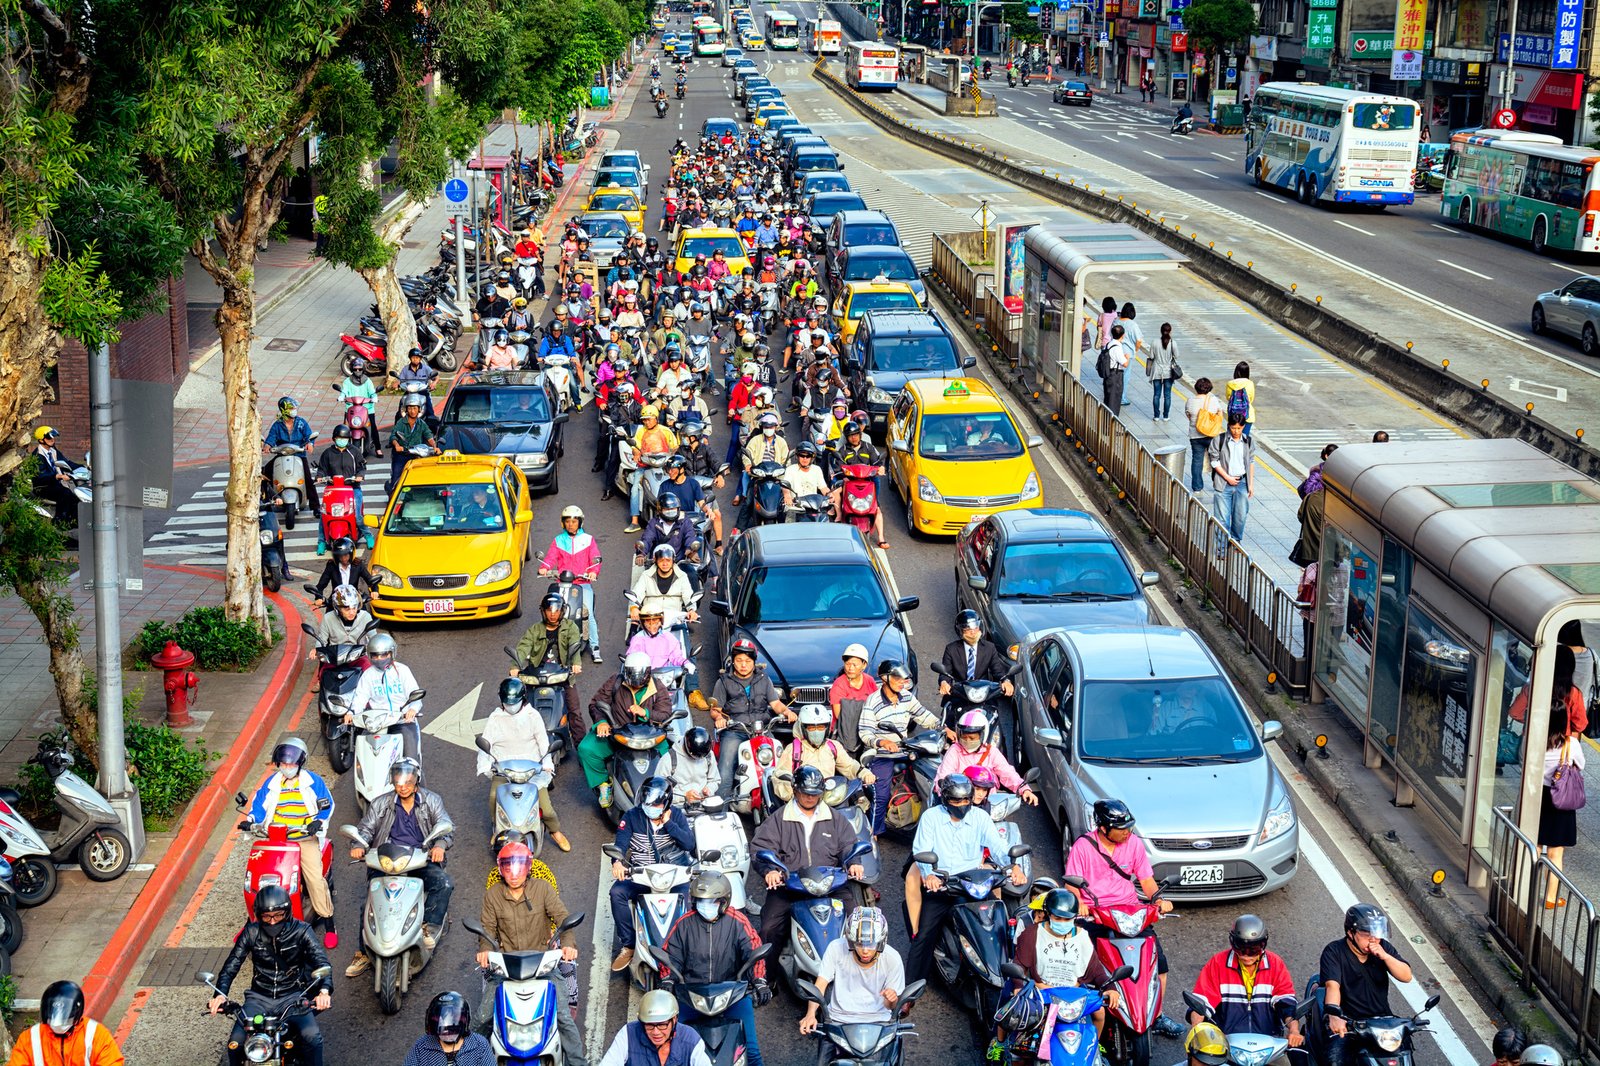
1352 101 1416 130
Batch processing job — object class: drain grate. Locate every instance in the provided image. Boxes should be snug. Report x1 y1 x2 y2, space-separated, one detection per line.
264 338 307 352
140 945 233 987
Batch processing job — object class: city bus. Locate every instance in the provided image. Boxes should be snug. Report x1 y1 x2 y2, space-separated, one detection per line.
844 41 899 91
805 18 842 54
1440 130 1600 255
694 21 724 55
1243 83 1420 207
765 9 799 49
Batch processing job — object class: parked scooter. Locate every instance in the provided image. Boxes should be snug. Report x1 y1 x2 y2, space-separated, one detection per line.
464 914 586 1064
234 789 333 925
664 942 774 1066
687 796 751 911
1302 978 1437 1066
505 648 574 762
794 976 926 1066
339 820 453 1014
260 503 288 592
197 965 333 1066
997 961 1133 1066
914 843 1032 1030
475 734 553 858
756 839 871 994
267 437 318 531
327 688 425 813
0 739 132 906
602 842 692 991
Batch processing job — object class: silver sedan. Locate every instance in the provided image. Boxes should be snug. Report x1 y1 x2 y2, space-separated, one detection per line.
1532 275 1600 356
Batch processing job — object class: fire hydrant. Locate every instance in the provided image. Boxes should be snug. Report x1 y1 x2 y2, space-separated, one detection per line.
151 640 198 727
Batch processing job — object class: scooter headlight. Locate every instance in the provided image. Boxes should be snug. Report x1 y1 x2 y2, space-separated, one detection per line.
957 934 986 971
1370 1026 1404 1053
506 1019 544 1047
691 987 738 1015
259 529 276 546
1112 910 1145 937
243 1034 275 1063
1056 997 1086 1023
849 497 871 513
256 875 283 889
1229 1045 1275 1066
801 873 834 895
757 746 774 765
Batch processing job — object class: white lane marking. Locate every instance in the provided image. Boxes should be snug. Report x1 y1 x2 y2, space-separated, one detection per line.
1253 191 1277 199
54 863 157 873
1332 219 1376 237
1142 151 1163 159
1191 168 1219 179
1438 259 1493 280
1548 262 1591 274
1102 136 1119 143
1210 152 1234 161
585 850 619 1063
1428 223 1463 235
1038 121 1056 128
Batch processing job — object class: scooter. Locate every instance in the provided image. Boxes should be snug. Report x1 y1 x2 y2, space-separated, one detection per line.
463 914 586 1065
602 842 692 991
328 688 425 813
664 943 773 1066
535 554 597 640
544 353 580 412
987 771 1039 883
267 437 318 531
605 713 680 816
1080 882 1168 1066
915 843 1032 1030
260 504 288 592
755 839 871 994
1301 978 1438 1066
197 965 333 1066
233 790 333 926
791 492 831 523
688 796 751 910
822 775 880 907
1183 989 1314 1066
746 459 787 527
997 962 1133 1066
656 97 671 118
874 723 946 835
298 621 372 775
931 658 1022 757
476 734 553 858
1171 115 1194 136
675 81 687 99
315 475 363 550
341 331 390 379
505 649 574 762
334 386 375 456
0 739 132 906
725 715 784 823
338 821 454 1015
794 977 926 1066
837 464 880 537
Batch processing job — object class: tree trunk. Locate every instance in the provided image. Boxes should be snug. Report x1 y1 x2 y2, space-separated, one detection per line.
0 239 66 482
12 575 96 768
217 282 268 630
360 196 431 376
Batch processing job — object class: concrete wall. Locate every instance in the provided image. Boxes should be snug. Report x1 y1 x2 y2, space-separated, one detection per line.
827 3 876 41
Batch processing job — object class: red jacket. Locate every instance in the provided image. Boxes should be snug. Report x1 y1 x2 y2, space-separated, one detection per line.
1191 948 1298 1037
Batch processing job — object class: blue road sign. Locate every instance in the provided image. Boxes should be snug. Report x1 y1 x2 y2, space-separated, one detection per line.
444 178 469 203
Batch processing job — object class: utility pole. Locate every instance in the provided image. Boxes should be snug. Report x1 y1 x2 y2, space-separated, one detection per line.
1501 0 1519 110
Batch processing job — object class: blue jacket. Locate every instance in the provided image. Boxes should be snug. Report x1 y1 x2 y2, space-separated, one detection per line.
539 334 577 362
248 769 335 841
615 806 695 864
265 416 315 449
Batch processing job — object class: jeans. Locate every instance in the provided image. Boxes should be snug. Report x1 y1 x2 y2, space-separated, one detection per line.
716 726 746 795
681 996 763 1066
629 470 647 518
229 994 322 1066
357 861 453 951
1151 378 1173 418
577 582 599 651
868 757 895 835
479 974 588 1065
1188 438 1209 492
1213 481 1250 554
610 879 689 948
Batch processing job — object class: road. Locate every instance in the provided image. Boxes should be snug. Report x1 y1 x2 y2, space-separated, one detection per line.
123 43 1495 1066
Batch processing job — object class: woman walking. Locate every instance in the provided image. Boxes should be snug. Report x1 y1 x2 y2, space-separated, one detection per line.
1146 322 1180 420
1540 704 1583 908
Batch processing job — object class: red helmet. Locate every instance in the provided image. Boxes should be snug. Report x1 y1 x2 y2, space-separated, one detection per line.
729 638 759 663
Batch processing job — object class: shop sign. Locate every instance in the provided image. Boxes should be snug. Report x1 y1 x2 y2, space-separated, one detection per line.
1553 0 1581 69
1172 30 1187 51
1423 56 1460 81
1496 33 1554 67
1348 29 1433 58
1393 0 1427 53
1307 11 1336 49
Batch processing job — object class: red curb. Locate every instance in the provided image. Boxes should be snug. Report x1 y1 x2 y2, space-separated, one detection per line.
81 568 307 1022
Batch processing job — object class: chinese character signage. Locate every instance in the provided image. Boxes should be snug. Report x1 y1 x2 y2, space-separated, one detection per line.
1391 49 1423 79
1496 33 1554 66
1348 29 1434 58
1393 0 1427 52
1553 0 1581 68
1423 56 1461 81
1307 10 1336 48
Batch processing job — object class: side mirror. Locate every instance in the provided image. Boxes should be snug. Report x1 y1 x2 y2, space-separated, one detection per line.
754 848 780 866
338 824 366 845
235 791 248 806
966 574 988 591
1033 727 1068 751
196 970 217 985
710 599 731 617
962 355 977 369
794 979 825 1004
1061 874 1088 890
476 735 493 754
560 912 587 932
301 622 319 637
408 689 427 702
928 660 950 678
890 439 909 453
1107 964 1135 984
602 843 623 861
1260 721 1284 742
1023 767 1040 785
1422 994 1441 1013
362 513 379 528
1008 843 1033 859
1183 990 1214 1020
1001 962 1028 981
1140 571 1160 587
1025 434 1045 449
462 918 488 939
423 821 455 845
913 851 939 866
672 707 690 720
310 965 333 981
896 595 920 612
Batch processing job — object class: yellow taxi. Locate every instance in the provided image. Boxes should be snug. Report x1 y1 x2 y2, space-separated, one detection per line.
741 31 766 50
651 13 666 30
673 226 752 277
753 102 791 128
662 31 681 54
584 185 645 230
363 451 534 622
886 378 1043 535
831 279 923 346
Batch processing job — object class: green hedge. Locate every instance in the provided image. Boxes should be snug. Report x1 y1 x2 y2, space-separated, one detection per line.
133 605 273 671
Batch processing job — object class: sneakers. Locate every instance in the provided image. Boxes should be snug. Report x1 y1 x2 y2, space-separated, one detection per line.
597 780 613 808
345 954 371 978
422 924 439 951
611 947 635 972
591 648 604 664
1152 1015 1185 1039
364 532 374 548
625 518 642 533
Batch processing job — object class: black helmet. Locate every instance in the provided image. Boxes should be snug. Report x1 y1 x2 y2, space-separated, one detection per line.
842 420 862 437
541 592 565 617
1042 889 1078 922
940 773 975 805
498 677 526 708
639 776 672 810
1093 798 1136 832
1230 914 1268 955
667 455 690 474
955 609 982 633
878 659 912 683
332 424 352 442
683 726 713 760
491 828 528 859
796 440 818 459
254 883 293 923
659 491 681 520
425 991 471 1042
794 764 826 796
331 536 355 560
1344 902 1389 939
39 981 84 1037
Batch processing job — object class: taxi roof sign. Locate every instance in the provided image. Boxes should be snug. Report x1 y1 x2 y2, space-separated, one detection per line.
942 380 971 398
437 450 466 462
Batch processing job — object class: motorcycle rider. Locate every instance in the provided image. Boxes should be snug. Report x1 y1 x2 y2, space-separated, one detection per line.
610 776 696 972
639 492 702 570
772 704 873 801
1172 101 1195 133
1187 914 1302 1047
403 991 494 1066
246 739 338 946
939 611 1015 698
312 585 372 667
480 328 518 371
797 906 904 1036
540 505 604 663
831 421 888 548
666 726 720 805
475 281 511 325
661 871 770 1065
625 598 692 670
479 677 571 853
628 544 699 625
27 426 85 527
511 591 586 749
311 539 378 611
905 774 1025 981
394 347 439 420
829 644 878 757
600 381 643 501
1062 799 1184 1038
313 426 368 552
388 393 439 488
263 396 321 515
708 639 793 794
1002 888 1115 1049
627 406 681 533
578 651 674 800
336 359 380 458
596 991 713 1066
1319 904 1413 1066
734 411 789 534
783 440 830 510
750 765 865 948
474 842 586 1062
663 453 723 553
208 885 331 1065
859 660 940 836
934 711 1037 803
344 631 423 764
10 980 124 1066
346 758 455 972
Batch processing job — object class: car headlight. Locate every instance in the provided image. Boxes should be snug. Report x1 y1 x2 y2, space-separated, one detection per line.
515 452 550 469
370 564 404 589
1423 639 1470 664
475 560 513 586
1260 791 1296 844
917 475 943 503
1020 472 1041 500
1370 1026 1404 1052
867 387 892 405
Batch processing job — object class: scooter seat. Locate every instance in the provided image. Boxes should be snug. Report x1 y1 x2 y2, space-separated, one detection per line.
0 788 20 806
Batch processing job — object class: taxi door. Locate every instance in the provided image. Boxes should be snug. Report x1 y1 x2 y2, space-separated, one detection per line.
885 389 918 504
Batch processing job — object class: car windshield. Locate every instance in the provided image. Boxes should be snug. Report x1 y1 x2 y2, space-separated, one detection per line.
844 254 915 281
805 173 849 192
600 154 640 170
741 564 889 622
917 410 1022 459
591 193 638 211
385 483 506 535
847 291 920 318
1078 677 1261 763
843 222 899 246
812 195 865 216
442 389 551 424
680 235 746 260
794 152 836 170
596 171 639 188
705 121 739 137
997 541 1138 598
581 217 630 238
869 335 958 373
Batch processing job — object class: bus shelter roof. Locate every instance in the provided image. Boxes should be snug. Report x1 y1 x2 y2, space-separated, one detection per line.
1023 223 1188 283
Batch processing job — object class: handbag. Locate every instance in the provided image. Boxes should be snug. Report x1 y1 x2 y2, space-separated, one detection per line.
1584 661 1600 740
1195 396 1226 437
1551 739 1587 811
1169 361 1183 382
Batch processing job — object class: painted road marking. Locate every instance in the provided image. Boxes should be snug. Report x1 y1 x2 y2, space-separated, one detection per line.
1333 220 1376 237
1438 258 1492 280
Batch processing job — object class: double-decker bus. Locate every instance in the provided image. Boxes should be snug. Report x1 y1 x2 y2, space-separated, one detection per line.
1440 130 1600 255
693 19 724 55
844 41 899 91
1243 82 1420 207
765 9 799 49
805 18 842 53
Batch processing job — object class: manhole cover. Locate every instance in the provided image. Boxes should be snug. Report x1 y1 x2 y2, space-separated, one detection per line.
264 338 306 352
140 945 233 987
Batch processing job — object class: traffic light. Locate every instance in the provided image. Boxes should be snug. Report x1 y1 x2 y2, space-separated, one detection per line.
1038 7 1052 32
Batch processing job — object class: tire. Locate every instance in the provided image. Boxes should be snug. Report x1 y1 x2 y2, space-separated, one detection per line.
1459 197 1472 225
508 587 524 620
1128 1029 1150 1066
376 954 402 1015
903 496 916 541
1583 324 1598 357
263 570 281 593
1532 216 1549 256
433 347 459 372
329 731 355 774
12 858 56 908
1532 305 1547 334
78 828 132 881
545 465 560 497
0 900 24 954
0 947 11 977
283 508 296 532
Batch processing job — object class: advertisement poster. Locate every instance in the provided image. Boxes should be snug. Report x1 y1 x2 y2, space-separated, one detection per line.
1001 222 1040 313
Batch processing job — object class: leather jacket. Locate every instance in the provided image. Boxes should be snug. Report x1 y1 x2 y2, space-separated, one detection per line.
217 919 332 999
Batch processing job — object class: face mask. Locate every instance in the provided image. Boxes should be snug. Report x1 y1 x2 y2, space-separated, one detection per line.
262 915 291 940
804 728 827 746
501 703 523 715
278 767 300 781
335 439 348 450
947 803 970 822
763 428 776 438
643 804 666 820
1048 919 1074 936
959 734 981 754
695 899 722 921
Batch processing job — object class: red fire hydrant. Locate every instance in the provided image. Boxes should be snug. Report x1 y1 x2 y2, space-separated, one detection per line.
151 640 198 727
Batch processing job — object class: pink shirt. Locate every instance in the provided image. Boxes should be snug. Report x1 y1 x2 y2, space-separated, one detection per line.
829 673 877 716
1064 832 1154 911
543 531 601 585
935 743 1025 793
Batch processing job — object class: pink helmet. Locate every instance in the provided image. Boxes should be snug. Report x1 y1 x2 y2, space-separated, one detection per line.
956 710 991 735
964 765 997 790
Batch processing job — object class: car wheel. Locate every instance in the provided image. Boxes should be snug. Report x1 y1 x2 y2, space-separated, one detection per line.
1532 305 1546 334
903 496 917 541
1583 323 1598 357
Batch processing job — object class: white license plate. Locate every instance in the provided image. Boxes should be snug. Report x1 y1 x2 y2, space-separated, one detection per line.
1180 864 1224 886
422 599 456 615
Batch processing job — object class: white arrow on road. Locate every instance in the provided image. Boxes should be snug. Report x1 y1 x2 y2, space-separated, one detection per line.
421 683 485 751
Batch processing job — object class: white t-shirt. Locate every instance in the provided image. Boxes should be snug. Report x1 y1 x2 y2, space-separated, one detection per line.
784 462 830 497
1031 924 1093 987
818 939 905 1024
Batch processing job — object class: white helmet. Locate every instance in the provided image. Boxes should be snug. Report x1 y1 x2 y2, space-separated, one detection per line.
797 704 831 727
841 643 869 663
560 505 585 523
622 650 653 688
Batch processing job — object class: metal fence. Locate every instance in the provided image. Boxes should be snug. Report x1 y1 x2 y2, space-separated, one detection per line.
930 236 994 319
981 290 1021 361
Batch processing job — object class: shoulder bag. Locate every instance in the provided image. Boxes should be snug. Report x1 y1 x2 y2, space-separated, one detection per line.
1551 739 1587 811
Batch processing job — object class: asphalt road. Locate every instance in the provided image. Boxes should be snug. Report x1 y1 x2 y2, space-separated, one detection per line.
131 40 1496 1066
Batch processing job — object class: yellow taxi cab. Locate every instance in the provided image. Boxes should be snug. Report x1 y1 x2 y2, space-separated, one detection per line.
362 451 534 622
662 31 680 54
673 226 752 277
886 378 1043 535
584 185 645 230
831 279 923 346
741 32 766 50
651 14 667 30
753 102 791 128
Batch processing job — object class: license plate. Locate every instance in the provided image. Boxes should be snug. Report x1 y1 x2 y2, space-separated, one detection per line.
1180 864 1224 886
422 599 455 615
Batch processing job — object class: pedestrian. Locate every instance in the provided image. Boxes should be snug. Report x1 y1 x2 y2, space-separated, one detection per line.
1097 296 1118 348
1117 302 1145 362
1489 1026 1526 1066
1223 361 1255 439
1184 379 1224 492
1242 96 1253 125
1559 620 1597 730
1510 645 1588 737
1141 70 1155 102
1297 443 1337 499
1147 322 1180 420
1101 323 1131 411
1206 413 1254 556
1539 703 1582 908
1371 430 1390 442
1291 444 1336 567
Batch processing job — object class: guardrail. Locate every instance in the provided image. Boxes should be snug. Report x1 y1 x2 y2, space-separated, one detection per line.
981 290 1020 360
930 235 993 316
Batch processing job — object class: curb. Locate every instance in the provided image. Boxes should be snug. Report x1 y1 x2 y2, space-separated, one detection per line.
81 571 308 1022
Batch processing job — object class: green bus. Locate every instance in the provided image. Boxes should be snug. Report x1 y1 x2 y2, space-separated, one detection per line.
1440 129 1600 255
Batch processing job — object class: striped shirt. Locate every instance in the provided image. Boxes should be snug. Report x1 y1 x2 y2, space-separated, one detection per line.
271 778 312 829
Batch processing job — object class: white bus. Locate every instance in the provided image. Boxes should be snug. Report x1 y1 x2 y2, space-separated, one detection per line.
693 22 724 55
765 9 799 49
844 41 899 91
1243 82 1420 206
805 18 842 54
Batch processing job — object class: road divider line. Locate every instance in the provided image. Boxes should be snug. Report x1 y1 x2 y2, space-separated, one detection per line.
1191 168 1219 179
585 849 619 1064
1438 258 1492 280
1210 152 1234 161
1428 223 1464 235
1332 220 1376 237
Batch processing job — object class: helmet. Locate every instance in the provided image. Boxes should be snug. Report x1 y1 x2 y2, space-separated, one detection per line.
1344 902 1389 940
1093 798 1136 832
641 404 661 419
955 609 982 633
842 420 862 437
499 677 526 709
796 440 818 459
659 491 682 519
622 651 653 688
497 840 532 880
1184 1023 1231 1066
1521 1047 1563 1066
683 727 713 760
1229 914 1269 955
541 592 565 617
33 426 57 442
495 329 509 344
271 738 309 767
797 704 830 727
277 396 299 416
1042 888 1078 921
638 598 666 621
549 318 565 332
254 883 293 922
331 584 361 611
758 412 780 429
688 869 732 917
332 424 352 442
794 764 826 796
638 989 679 1024
651 543 676 562
940 773 975 805
390 757 421 788
841 643 869 663
365 630 397 669
956 710 990 735
964 764 997 791
994 983 1045 1036
845 906 888 950
331 536 355 559
667 455 689 475
878 659 912 683
831 397 849 411
730 638 758 664
403 393 424 410
554 303 570 317
39 980 85 1037
425 991 471 1043
639 776 672 810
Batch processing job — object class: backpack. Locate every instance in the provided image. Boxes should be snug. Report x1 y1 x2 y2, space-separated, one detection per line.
1227 383 1250 421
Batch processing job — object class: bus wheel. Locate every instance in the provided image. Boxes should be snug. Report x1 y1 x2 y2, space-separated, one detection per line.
1458 198 1472 225
1532 216 1549 256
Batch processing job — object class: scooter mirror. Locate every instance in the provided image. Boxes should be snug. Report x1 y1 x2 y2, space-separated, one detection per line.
1422 994 1440 1013
310 966 333 981
407 689 427 702
900 979 927 1004
475 735 493 754
1000 962 1028 982
1008 843 1033 859
337 824 365 843
423 822 454 845
602 843 623 860
793 979 825 1004
316 798 331 812
461 918 488 940
235 792 248 806
1061 874 1089 890
560 912 587 931
1182 990 1213 1019
1023 767 1041 785
927 661 949 678
196 970 217 985
1106 964 1135 984
301 622 319 637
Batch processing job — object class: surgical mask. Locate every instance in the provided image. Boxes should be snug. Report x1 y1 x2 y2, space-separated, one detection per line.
335 439 349 450
501 703 523 715
695 899 722 921
762 427 776 438
643 804 666 820
959 734 981 754
804 728 827 746
278 766 300 781
946 803 970 822
1048 919 1074 937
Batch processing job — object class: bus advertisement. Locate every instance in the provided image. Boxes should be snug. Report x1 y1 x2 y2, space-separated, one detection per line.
765 9 799 48
1243 82 1420 206
1441 130 1600 255
844 41 899 91
805 18 842 53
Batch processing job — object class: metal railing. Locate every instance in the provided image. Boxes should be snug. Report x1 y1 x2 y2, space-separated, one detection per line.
930 235 994 322
982 290 1020 360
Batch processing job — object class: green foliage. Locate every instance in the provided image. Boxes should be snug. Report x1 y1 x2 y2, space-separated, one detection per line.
124 722 217 821
133 605 272 671
1182 0 1255 57
1001 3 1044 44
0 461 77 645
0 973 16 1023
82 672 144 719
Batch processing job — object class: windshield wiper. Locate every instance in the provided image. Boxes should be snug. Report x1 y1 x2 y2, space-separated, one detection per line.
1095 753 1242 765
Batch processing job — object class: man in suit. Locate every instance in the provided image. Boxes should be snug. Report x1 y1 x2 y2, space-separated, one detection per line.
938 610 1015 698
29 426 83 525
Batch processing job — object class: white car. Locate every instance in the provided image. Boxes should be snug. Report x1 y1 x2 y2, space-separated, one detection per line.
722 46 745 68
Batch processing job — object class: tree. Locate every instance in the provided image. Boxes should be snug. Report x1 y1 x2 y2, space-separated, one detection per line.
1182 0 1254 97
1001 3 1044 46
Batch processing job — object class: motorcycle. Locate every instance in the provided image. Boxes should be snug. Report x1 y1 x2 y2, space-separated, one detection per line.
873 723 946 835
656 97 671 118
676 81 687 99
0 859 21 960
464 914 586 1065
1079 880 1169 1066
514 255 542 299
315 475 363 550
822 775 880 907
791 492 831 523
197 965 333 1066
930 658 1021 757
260 503 288 592
1183 989 1314 1066
605 712 684 816
233 790 333 925
602 842 691 991
505 649 574 762
755 839 872 994
687 796 751 910
0 739 132 906
327 688 425 813
338 820 454 1015
724 715 784 824
664 943 774 1066
1171 115 1194 136
998 961 1133 1066
1302 978 1438 1066
334 386 375 457
475 735 553 858
837 463 880 538
987 772 1039 882
267 438 318 531
300 620 372 773
794 977 927 1066
915 844 1032 1031
745 459 788 527
631 450 674 524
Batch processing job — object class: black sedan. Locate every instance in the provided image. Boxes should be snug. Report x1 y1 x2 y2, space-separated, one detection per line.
1052 80 1092 106
712 524 919 704
434 370 568 494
